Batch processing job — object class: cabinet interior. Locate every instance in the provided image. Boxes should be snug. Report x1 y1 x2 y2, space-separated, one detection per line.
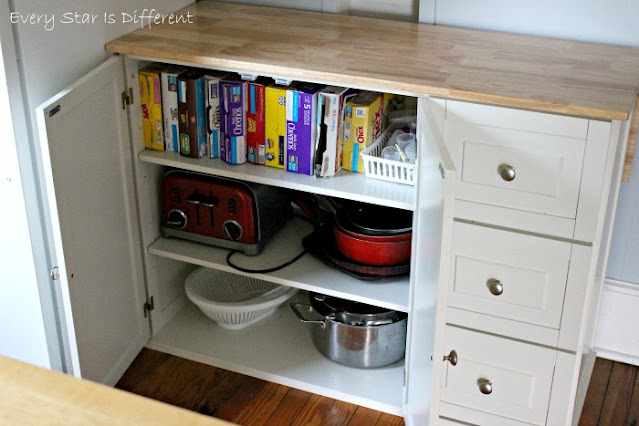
124 58 436 415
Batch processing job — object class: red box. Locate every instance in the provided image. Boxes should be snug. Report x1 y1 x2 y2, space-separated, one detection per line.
246 79 268 164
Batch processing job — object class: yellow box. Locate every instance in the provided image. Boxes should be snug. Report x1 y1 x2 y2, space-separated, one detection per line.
139 66 164 150
342 91 384 172
264 83 291 169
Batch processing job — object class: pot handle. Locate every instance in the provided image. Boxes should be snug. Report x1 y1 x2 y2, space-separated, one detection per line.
290 303 326 325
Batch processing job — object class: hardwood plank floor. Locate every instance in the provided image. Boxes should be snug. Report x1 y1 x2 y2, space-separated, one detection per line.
116 349 638 425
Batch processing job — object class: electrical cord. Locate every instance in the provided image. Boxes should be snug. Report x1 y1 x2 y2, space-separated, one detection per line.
224 212 321 274
225 248 308 274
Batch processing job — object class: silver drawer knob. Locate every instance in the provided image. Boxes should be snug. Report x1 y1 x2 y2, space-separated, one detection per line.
486 278 504 296
477 378 493 395
443 350 458 366
497 163 516 181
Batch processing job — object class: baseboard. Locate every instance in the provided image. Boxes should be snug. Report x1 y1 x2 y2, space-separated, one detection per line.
594 279 639 366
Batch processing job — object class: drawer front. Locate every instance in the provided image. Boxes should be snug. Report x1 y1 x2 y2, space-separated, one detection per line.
446 100 588 219
441 326 557 425
449 221 571 329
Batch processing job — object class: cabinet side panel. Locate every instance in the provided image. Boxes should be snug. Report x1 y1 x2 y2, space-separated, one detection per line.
123 58 191 333
573 120 614 242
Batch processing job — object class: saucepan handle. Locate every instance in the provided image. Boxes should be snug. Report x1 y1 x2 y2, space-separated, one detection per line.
290 303 326 326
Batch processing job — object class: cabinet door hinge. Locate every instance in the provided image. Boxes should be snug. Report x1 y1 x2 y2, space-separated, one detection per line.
143 296 154 318
121 87 134 109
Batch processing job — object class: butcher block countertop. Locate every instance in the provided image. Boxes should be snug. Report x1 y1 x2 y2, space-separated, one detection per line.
105 1 639 177
0 355 231 425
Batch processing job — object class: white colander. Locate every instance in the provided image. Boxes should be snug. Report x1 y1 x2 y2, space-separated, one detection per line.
185 267 298 329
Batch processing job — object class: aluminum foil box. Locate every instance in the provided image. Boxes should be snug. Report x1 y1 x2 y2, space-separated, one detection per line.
342 91 384 172
265 83 291 169
139 65 164 151
220 77 247 164
285 83 324 175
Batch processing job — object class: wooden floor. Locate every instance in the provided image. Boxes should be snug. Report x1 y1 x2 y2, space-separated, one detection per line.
579 358 639 426
116 349 638 425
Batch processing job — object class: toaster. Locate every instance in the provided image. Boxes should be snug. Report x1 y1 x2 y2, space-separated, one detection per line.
161 170 292 255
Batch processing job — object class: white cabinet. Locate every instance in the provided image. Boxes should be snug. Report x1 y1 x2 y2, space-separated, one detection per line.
36 55 454 418
34 3 634 425
435 98 626 425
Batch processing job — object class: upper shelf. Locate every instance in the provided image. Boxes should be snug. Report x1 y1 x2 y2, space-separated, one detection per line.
139 149 415 210
105 1 639 121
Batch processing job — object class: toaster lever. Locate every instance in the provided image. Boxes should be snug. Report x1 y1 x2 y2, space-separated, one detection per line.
187 195 202 225
201 196 218 227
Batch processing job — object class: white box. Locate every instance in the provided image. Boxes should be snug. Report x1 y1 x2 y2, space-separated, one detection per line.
205 72 227 158
316 86 352 177
160 65 186 152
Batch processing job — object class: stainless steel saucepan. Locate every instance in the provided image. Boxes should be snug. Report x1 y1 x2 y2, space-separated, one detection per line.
290 303 407 369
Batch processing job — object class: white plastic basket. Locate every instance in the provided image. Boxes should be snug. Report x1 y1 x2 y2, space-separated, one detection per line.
185 268 298 329
360 120 417 186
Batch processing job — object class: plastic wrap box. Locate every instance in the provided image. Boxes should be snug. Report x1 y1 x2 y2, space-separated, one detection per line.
160 65 186 152
177 69 208 158
246 78 270 165
315 86 352 177
205 72 228 159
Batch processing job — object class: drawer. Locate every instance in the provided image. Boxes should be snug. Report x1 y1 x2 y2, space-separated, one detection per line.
440 326 557 425
445 100 588 220
449 221 571 329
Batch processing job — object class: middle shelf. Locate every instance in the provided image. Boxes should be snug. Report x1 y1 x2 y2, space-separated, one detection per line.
148 217 411 312
139 149 416 211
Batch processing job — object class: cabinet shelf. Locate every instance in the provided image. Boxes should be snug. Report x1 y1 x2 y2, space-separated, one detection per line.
147 297 405 415
139 149 416 211
148 217 411 312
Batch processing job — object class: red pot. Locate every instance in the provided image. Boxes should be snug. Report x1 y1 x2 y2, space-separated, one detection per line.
333 223 411 266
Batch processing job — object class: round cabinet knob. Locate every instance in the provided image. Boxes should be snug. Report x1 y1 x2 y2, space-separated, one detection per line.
223 220 243 241
486 278 504 296
497 163 516 181
443 350 458 366
477 378 493 395
166 209 187 229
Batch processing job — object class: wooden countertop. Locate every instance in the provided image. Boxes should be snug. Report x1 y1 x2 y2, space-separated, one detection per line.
0 355 232 425
105 1 639 178
106 1 639 121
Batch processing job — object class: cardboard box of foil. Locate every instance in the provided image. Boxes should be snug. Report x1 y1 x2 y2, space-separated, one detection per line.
264 83 292 169
342 91 384 173
246 78 270 165
138 65 164 151
205 72 228 159
220 77 247 165
285 83 323 175
160 65 186 152
177 69 208 158
315 86 352 177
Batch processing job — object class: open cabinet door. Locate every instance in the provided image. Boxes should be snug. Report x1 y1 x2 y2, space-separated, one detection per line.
36 56 149 385
403 98 455 425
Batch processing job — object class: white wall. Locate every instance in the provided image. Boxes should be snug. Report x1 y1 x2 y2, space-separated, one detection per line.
0 2 50 367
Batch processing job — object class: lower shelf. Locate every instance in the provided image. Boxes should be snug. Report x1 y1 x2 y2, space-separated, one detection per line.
147 294 406 415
